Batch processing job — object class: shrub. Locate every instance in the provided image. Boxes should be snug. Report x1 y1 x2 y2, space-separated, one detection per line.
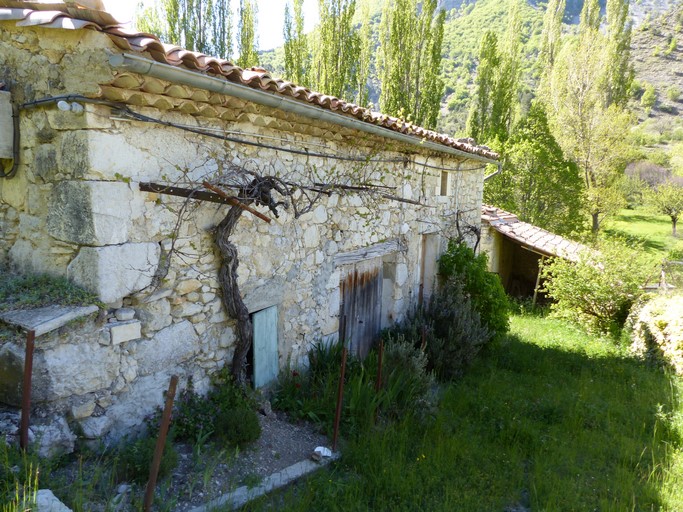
116 434 178 484
438 239 509 339
627 294 683 374
641 84 657 111
274 337 435 436
380 333 435 418
213 408 261 447
388 278 491 381
667 85 681 102
155 369 259 445
542 239 658 335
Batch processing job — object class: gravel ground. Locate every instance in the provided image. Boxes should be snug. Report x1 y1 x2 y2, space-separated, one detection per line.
150 408 329 511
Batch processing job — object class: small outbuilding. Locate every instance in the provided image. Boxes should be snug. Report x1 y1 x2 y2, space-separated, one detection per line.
480 205 588 300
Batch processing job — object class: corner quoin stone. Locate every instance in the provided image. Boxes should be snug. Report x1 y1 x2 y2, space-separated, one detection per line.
67 242 160 304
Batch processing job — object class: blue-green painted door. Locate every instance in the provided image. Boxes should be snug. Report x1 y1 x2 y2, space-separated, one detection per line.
253 306 279 388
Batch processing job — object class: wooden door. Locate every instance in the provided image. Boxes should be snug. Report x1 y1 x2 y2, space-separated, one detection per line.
339 258 383 359
252 306 279 388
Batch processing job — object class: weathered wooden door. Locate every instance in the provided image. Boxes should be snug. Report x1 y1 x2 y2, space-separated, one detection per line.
252 306 279 388
339 258 383 359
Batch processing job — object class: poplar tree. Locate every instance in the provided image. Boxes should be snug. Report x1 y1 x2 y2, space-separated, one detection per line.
355 0 373 107
466 31 499 144
135 0 232 60
466 0 522 145
283 0 309 85
237 0 259 68
378 0 445 129
606 0 634 107
311 0 360 101
538 0 566 81
544 0 633 233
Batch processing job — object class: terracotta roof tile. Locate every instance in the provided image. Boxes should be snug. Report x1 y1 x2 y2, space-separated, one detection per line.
0 2 498 161
481 205 588 261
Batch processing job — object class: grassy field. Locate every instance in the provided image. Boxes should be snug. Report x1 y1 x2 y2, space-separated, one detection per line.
248 314 683 511
604 207 683 258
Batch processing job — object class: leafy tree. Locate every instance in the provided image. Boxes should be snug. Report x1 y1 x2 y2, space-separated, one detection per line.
466 0 522 144
542 239 657 335
605 0 634 107
538 0 566 76
485 102 584 235
466 31 500 143
310 0 360 101
544 2 634 233
283 0 309 85
237 0 259 68
647 181 683 236
136 0 232 59
378 0 446 129
355 0 373 107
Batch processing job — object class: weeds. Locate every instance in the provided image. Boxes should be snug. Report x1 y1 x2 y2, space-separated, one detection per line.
254 314 683 510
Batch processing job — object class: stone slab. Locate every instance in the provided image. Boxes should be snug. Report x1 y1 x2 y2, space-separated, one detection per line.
188 452 339 512
109 320 141 345
0 305 98 337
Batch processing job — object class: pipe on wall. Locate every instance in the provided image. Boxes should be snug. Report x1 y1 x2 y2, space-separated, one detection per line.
108 53 499 166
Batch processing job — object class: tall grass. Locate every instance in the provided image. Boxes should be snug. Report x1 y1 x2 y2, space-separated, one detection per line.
249 314 683 511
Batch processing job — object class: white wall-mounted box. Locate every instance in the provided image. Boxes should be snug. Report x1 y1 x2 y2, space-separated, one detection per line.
0 90 14 160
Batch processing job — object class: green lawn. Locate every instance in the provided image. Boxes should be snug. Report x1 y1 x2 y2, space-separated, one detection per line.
604 207 683 257
248 315 683 511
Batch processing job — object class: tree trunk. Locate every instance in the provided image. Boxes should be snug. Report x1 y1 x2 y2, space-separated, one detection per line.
215 204 252 386
591 212 600 234
673 216 678 237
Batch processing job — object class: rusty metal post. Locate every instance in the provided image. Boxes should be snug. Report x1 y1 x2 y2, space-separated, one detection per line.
332 345 348 453
375 338 384 393
143 375 178 512
19 330 35 451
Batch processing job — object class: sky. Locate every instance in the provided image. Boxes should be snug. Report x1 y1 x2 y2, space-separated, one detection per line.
104 0 320 51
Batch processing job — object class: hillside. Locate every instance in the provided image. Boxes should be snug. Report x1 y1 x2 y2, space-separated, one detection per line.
259 0 678 139
629 3 683 174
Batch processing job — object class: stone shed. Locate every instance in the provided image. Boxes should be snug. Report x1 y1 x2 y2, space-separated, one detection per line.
481 205 587 299
0 1 498 444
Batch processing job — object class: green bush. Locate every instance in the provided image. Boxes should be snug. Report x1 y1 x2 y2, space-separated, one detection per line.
213 408 261 447
438 239 509 339
152 369 259 446
542 239 658 335
116 434 178 484
667 85 681 102
387 278 491 381
274 337 435 437
627 294 683 374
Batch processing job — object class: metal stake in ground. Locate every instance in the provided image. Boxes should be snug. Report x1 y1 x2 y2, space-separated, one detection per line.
19 329 35 451
332 337 348 452
143 374 178 512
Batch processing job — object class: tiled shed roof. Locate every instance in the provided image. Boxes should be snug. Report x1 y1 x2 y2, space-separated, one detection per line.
482 205 588 262
0 1 499 161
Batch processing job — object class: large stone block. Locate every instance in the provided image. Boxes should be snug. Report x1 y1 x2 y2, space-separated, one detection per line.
134 320 198 376
0 343 24 406
36 342 121 400
47 181 133 246
67 243 160 304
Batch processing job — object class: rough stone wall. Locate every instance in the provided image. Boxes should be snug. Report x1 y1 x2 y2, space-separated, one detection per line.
0 24 485 443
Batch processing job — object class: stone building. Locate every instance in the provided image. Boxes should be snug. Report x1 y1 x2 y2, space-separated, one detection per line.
0 2 497 445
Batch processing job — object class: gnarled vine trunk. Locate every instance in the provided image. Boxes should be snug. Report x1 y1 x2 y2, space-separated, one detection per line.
215 204 252 386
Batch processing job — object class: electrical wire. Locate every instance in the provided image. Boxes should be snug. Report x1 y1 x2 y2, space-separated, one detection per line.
4 93 490 179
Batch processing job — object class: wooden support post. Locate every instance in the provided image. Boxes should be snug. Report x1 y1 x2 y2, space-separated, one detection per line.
19 330 35 451
144 375 179 512
532 256 546 309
